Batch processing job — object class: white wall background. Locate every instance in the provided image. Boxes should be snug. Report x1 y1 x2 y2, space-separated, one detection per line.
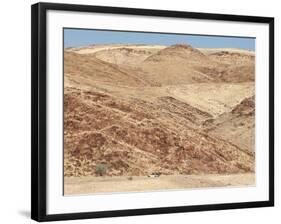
0 0 279 223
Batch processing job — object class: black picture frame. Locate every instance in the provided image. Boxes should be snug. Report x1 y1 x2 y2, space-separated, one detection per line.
31 2 274 222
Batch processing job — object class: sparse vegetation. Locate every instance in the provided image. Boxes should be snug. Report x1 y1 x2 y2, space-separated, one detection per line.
95 164 107 176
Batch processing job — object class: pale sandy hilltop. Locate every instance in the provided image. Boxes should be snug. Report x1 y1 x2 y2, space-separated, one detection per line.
64 44 255 195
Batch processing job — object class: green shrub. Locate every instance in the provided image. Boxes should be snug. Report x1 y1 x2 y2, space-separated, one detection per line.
95 164 107 176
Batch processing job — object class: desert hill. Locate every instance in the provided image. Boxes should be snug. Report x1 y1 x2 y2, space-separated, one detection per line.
144 44 209 62
66 44 165 55
65 44 255 85
139 44 217 85
92 46 161 66
199 48 255 82
208 50 254 65
203 96 255 153
64 86 254 177
64 51 154 87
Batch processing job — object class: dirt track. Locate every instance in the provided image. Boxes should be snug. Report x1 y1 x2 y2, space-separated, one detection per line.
64 173 255 195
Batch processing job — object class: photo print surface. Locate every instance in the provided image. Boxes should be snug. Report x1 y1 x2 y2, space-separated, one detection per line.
63 28 255 195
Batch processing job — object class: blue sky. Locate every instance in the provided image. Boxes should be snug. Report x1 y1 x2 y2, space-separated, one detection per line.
64 28 255 51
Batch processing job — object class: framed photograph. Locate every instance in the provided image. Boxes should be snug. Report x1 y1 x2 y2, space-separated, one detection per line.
31 2 274 222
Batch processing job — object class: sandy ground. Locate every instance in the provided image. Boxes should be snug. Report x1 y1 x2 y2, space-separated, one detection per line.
64 173 255 195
